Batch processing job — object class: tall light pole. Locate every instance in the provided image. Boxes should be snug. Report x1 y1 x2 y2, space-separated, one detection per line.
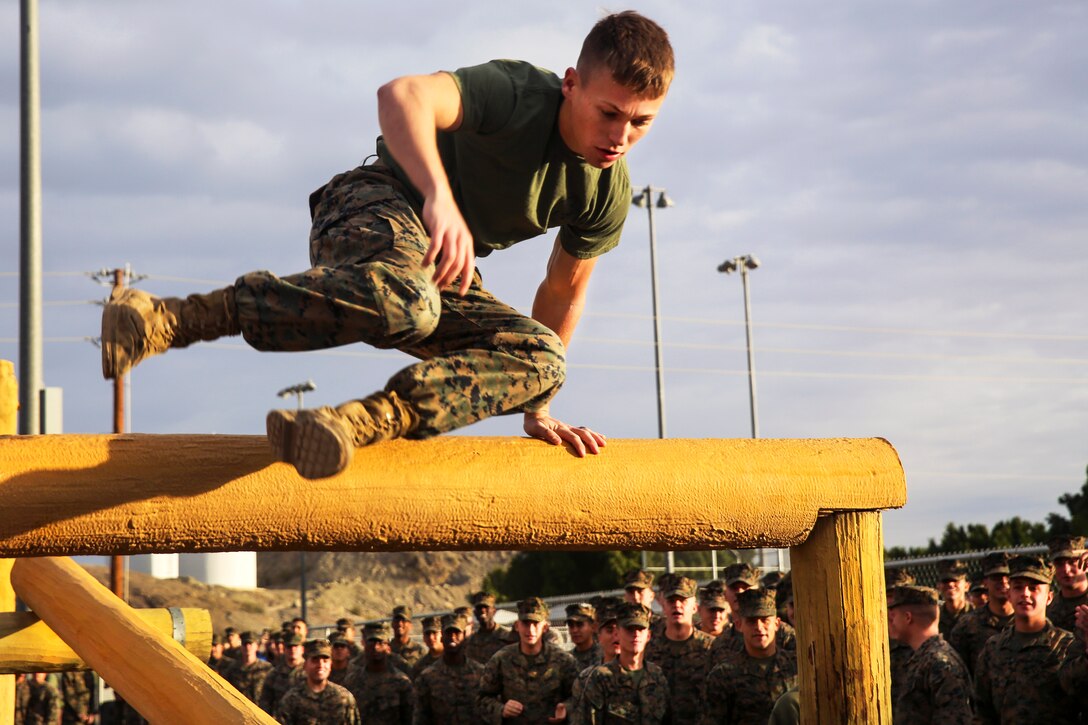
717 255 761 439
277 380 315 621
633 184 674 572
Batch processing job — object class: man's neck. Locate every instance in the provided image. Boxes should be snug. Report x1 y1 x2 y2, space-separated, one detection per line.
396 634 410 646
574 640 596 652
988 599 1014 617
331 660 347 671
519 640 544 657
744 641 776 659
307 679 328 694
665 621 693 641
1013 615 1047 634
1061 580 1088 599
907 627 938 651
365 660 388 674
442 650 465 666
944 598 965 614
618 650 643 671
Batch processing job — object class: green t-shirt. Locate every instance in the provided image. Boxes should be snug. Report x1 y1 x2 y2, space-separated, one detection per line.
377 59 630 259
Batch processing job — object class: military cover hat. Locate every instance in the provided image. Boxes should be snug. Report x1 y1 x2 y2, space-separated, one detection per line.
304 639 332 658
981 551 1011 576
887 585 940 609
655 572 681 593
724 563 761 587
761 571 786 590
936 559 969 581
663 576 698 599
329 632 352 647
969 578 986 594
565 602 596 623
1048 535 1086 562
623 568 654 590
283 632 304 647
698 586 728 609
441 612 472 632
392 605 412 621
616 602 652 628
703 578 726 594
453 606 473 620
1009 554 1055 584
884 567 915 590
594 596 623 625
421 616 441 634
363 622 393 642
336 617 354 630
736 588 777 618
470 591 496 606
240 631 257 644
225 626 237 636
517 597 549 622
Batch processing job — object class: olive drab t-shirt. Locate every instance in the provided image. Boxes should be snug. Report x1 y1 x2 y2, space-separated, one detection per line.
377 59 630 260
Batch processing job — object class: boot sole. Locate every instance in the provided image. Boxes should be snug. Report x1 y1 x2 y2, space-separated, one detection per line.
265 409 296 463
267 409 352 479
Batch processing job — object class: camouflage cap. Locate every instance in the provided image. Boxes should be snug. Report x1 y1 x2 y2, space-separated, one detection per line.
239 631 257 645
724 563 761 587
270 631 284 643
936 559 969 581
662 576 698 600
969 578 986 594
887 585 940 609
363 622 392 642
453 606 473 620
224 626 238 636
441 612 472 632
736 588 777 618
981 551 1011 577
623 568 654 590
1048 535 1086 562
760 571 786 590
470 591 496 607
335 617 355 630
328 632 352 647
421 616 441 634
703 578 726 594
698 586 728 609
565 602 596 623
391 605 412 621
1009 554 1055 584
283 632 304 647
616 602 652 629
594 596 623 625
655 572 681 594
304 639 332 658
517 597 549 622
884 567 915 590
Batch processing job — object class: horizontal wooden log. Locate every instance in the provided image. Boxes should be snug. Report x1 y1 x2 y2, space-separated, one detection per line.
0 607 212 673
11 556 274 724
0 434 905 556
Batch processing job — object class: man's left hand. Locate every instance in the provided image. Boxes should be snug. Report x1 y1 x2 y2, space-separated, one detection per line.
524 413 606 457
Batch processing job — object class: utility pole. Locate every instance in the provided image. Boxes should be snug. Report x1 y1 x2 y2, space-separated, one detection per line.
19 0 42 436
110 268 127 602
277 381 316 621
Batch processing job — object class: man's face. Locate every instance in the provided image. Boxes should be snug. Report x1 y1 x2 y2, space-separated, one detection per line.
968 589 988 608
1055 556 1088 590
242 641 258 662
566 618 594 646
624 586 654 607
392 618 411 639
618 625 650 657
228 633 241 648
938 578 967 607
303 655 331 685
364 639 391 664
664 595 695 625
291 620 307 638
725 582 750 610
739 615 778 653
698 605 728 636
559 66 665 169
211 643 224 658
597 622 621 659
285 644 305 668
985 574 1010 603
331 642 351 665
516 619 546 647
1008 578 1052 623
886 607 907 641
441 628 466 652
423 630 441 652
474 603 495 627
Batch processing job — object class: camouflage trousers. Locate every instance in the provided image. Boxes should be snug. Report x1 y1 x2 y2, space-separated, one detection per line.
232 163 566 438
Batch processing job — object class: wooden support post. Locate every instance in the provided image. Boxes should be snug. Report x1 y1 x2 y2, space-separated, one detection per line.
0 607 212 673
790 511 891 724
10 557 275 724
1 361 16 725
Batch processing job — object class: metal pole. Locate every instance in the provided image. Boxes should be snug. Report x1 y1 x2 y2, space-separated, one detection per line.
110 269 127 602
19 0 42 436
740 265 759 439
645 188 667 440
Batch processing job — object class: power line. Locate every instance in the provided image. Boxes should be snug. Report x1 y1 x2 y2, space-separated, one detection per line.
910 471 1074 482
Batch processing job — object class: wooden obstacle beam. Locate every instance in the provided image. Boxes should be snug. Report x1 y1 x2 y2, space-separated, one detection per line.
10 556 274 724
0 607 212 674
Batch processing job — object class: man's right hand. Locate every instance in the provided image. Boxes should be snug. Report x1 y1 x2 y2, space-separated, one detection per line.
422 191 475 296
502 699 526 718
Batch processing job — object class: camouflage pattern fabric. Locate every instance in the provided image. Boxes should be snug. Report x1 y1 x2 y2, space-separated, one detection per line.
477 642 579 724
60 671 96 724
974 621 1079 724
15 678 29 725
701 647 797 725
260 662 305 715
1059 646 1088 711
207 654 232 677
412 657 485 725
343 666 414 725
572 659 670 724
572 643 603 672
275 681 360 725
392 639 428 670
23 679 63 725
948 606 1014 676
328 663 357 687
644 628 714 723
888 638 913 707
766 687 800 725
233 164 567 438
938 601 973 639
708 621 795 667
465 623 515 665
409 650 443 681
892 634 974 724
222 657 274 704
1047 590 1088 633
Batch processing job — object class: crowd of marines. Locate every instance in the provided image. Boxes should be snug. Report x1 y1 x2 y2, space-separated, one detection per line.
10 534 1087 724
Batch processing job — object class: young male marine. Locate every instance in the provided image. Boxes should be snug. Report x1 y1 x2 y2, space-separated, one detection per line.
100 11 674 479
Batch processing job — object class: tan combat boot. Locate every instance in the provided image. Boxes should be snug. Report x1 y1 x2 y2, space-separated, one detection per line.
266 391 419 479
101 287 239 379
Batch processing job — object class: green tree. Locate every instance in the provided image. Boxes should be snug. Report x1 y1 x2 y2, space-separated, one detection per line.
483 551 642 600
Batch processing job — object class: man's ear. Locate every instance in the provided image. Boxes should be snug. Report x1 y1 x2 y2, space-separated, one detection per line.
561 67 579 99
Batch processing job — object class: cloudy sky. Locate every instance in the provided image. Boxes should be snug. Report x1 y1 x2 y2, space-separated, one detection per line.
2 1 1085 550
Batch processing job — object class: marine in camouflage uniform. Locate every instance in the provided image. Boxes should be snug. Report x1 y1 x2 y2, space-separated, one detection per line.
328 632 359 686
708 620 796 666
409 617 445 680
413 613 484 725
466 591 515 665
883 566 917 706
949 552 1015 676
644 577 713 724
935 559 973 639
14 674 29 725
222 631 274 705
572 597 623 717
22 674 63 725
885 585 974 724
59 670 96 724
974 554 1080 724
260 633 307 715
343 622 414 725
390 605 428 671
1046 535 1087 633
702 590 797 725
478 598 579 725
567 602 603 671
276 638 360 725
